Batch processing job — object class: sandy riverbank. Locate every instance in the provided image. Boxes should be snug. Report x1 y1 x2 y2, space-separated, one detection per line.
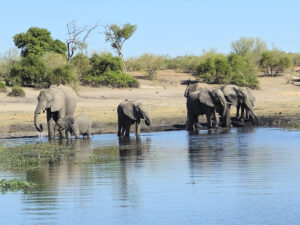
0 70 300 138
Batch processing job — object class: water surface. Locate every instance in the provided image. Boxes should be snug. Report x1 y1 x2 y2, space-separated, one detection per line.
0 128 300 225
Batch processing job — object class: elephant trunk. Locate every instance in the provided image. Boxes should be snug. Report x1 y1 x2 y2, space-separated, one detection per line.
219 94 227 118
34 101 46 132
245 98 258 125
34 112 43 132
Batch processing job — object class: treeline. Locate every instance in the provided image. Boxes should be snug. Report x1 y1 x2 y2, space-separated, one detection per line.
127 37 298 88
0 26 139 91
0 28 299 91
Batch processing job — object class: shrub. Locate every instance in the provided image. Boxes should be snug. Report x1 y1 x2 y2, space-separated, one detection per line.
0 81 7 92
71 53 91 78
89 52 123 75
195 54 232 84
83 71 139 88
48 64 78 86
8 85 25 97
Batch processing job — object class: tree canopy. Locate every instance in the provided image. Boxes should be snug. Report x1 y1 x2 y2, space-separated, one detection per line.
13 27 67 57
104 23 137 73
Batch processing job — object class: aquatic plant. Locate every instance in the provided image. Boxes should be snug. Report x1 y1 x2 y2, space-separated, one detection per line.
0 178 39 193
0 142 77 171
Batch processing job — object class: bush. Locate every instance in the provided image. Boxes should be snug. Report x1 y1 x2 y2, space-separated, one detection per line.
47 64 78 86
89 52 123 75
195 54 232 84
83 71 139 88
8 85 25 97
0 81 7 92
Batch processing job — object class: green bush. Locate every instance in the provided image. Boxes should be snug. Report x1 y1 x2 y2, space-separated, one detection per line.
83 71 139 88
89 52 123 75
195 54 232 84
47 64 78 86
0 81 7 92
8 85 25 97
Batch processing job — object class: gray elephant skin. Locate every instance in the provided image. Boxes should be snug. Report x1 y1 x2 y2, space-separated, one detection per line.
220 85 257 126
237 87 256 120
185 83 227 131
34 84 77 140
117 100 151 137
56 115 92 139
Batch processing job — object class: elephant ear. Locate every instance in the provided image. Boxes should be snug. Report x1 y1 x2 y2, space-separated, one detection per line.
122 101 138 120
66 116 75 125
51 89 65 112
198 89 214 107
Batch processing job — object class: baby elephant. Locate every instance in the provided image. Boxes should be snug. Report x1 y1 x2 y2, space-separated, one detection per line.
117 100 151 137
56 115 92 139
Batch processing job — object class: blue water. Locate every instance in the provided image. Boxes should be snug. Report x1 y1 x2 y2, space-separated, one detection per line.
0 128 300 225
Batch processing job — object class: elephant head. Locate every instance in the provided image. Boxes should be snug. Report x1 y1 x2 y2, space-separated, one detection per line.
34 86 65 132
123 101 151 126
56 116 75 130
184 82 199 97
234 86 258 122
198 88 227 117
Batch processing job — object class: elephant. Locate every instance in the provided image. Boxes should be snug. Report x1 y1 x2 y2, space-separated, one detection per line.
117 100 151 137
185 83 227 131
220 85 258 126
56 115 92 139
236 86 256 120
34 84 77 140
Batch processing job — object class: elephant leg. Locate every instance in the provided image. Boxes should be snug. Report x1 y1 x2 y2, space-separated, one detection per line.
47 110 54 140
213 110 219 128
206 113 213 129
65 130 71 139
236 105 240 118
224 104 231 127
241 105 246 119
187 113 196 131
135 120 141 136
125 124 130 137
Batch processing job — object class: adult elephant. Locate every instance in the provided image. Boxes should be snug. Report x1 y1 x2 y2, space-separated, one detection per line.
220 85 258 126
185 83 227 131
117 100 151 137
34 84 77 140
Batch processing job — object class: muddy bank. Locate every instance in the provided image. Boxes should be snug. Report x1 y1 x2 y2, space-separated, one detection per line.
1 114 300 139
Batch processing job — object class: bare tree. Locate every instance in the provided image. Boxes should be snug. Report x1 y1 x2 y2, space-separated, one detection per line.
66 21 99 62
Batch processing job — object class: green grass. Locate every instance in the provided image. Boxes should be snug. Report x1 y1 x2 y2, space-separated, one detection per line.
0 142 77 171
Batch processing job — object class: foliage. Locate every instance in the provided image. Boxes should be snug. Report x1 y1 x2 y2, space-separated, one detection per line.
83 70 139 88
71 53 91 78
0 179 39 193
288 53 300 66
48 64 78 86
0 143 76 171
0 81 7 92
8 85 25 97
13 27 67 57
231 37 267 58
259 50 293 76
88 52 123 75
194 52 259 88
0 48 20 79
195 53 232 84
104 23 137 73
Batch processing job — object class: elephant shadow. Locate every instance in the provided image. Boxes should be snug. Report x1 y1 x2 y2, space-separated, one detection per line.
118 136 151 161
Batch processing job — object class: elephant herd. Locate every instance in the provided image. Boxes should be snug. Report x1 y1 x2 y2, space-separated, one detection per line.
33 83 257 140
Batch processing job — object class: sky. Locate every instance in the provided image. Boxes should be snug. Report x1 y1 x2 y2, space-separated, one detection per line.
1 0 300 58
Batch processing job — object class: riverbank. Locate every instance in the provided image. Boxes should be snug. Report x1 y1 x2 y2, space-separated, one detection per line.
0 70 300 138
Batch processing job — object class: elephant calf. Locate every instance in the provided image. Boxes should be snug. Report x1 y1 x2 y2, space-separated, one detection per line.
56 115 92 139
117 100 151 137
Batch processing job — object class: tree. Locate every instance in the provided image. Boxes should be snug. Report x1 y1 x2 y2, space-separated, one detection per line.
231 37 267 64
259 50 293 76
13 27 66 57
66 21 99 62
104 23 137 73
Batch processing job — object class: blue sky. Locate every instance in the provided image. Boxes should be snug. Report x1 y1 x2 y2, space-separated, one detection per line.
1 0 299 58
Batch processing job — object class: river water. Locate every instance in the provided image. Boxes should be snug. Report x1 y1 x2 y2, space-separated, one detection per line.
0 128 300 225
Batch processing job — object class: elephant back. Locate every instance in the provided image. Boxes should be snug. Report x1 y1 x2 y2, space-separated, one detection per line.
56 85 77 115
